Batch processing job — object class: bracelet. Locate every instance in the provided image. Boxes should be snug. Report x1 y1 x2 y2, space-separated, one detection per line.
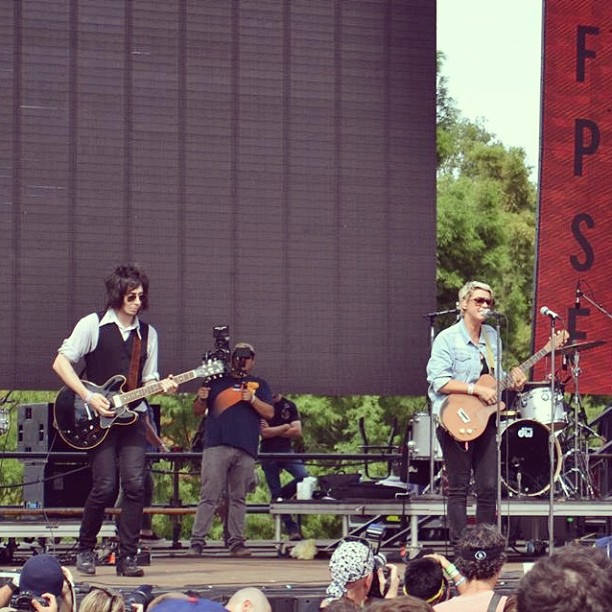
467 383 475 396
443 563 459 578
454 576 467 587
250 394 256 404
85 390 94 403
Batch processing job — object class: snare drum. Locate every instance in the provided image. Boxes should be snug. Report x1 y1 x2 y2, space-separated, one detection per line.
513 383 566 430
501 419 561 496
408 412 442 460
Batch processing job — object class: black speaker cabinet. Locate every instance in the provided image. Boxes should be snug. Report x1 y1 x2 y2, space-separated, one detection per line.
18 403 90 507
17 403 75 453
23 461 92 508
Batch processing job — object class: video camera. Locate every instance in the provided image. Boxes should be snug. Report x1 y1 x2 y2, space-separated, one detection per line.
203 325 231 369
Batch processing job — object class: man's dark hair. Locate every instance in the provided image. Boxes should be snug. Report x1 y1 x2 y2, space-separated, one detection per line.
105 263 149 311
455 524 507 581
403 557 446 603
515 545 612 612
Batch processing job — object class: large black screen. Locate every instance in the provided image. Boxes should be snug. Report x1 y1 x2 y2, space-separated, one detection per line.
0 0 436 395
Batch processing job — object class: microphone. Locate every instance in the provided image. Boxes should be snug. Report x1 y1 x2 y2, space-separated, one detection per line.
423 308 459 318
482 309 504 319
575 281 581 309
540 306 560 319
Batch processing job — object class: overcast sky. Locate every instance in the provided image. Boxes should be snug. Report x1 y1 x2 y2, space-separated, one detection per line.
437 0 544 179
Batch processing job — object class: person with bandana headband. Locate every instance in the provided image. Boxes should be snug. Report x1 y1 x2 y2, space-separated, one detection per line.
433 524 507 611
321 540 376 608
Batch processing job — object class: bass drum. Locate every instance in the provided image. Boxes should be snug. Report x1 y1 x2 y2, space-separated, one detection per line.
513 383 566 430
409 412 442 460
501 419 561 497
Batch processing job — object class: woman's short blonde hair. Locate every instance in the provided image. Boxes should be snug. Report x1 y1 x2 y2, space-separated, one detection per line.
458 280 494 304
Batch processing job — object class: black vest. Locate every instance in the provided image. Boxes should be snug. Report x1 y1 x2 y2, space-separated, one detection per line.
84 312 149 387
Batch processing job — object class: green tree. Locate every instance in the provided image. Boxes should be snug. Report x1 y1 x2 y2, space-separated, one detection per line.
436 55 537 366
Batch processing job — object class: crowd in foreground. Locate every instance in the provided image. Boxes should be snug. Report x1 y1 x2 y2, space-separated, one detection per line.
0 524 610 612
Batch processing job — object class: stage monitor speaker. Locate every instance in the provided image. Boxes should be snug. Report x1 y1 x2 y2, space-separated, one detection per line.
17 403 74 453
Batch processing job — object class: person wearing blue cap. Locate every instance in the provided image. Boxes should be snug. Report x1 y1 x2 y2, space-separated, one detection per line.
0 554 75 612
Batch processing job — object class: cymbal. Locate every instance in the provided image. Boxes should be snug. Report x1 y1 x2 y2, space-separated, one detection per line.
557 340 606 355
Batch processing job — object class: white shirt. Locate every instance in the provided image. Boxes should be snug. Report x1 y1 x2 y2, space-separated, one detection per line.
57 308 160 384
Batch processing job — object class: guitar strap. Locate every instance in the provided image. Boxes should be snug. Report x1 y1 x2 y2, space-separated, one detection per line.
126 331 142 391
483 332 496 374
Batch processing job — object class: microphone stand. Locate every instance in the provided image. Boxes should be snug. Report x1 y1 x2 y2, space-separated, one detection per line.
424 308 459 493
490 313 504 534
547 316 557 554
577 288 612 321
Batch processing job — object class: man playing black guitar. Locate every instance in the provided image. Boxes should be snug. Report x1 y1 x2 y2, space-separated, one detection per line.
426 280 527 548
52 263 178 577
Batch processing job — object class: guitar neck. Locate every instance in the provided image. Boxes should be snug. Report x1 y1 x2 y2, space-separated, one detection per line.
500 346 550 393
116 370 197 406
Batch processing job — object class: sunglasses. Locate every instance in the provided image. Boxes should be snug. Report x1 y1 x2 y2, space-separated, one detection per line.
125 293 145 303
472 297 494 307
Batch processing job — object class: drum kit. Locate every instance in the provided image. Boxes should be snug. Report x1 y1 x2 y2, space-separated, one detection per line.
500 339 607 499
409 339 608 500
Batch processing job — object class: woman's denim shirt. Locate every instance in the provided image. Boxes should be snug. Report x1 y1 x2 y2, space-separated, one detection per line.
426 319 502 418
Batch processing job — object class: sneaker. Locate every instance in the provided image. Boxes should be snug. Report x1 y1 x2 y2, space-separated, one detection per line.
116 555 145 577
188 541 205 557
230 545 252 558
76 550 96 576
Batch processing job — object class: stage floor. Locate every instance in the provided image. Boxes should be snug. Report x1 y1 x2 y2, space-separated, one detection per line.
0 539 528 599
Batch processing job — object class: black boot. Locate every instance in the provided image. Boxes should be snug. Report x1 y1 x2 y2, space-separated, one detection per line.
116 555 145 577
76 550 96 576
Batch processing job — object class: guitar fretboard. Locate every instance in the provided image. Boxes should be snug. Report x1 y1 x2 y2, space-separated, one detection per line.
499 345 550 393
114 370 198 407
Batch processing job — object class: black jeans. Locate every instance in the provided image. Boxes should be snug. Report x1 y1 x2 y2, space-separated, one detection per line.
437 416 497 545
80 417 146 558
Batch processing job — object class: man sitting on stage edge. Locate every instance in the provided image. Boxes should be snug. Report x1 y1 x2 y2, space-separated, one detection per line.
260 392 309 540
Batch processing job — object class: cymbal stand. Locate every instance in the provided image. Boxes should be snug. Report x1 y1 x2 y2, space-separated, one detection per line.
560 351 599 498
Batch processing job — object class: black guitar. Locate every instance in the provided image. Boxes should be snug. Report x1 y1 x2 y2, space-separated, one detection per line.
53 359 225 450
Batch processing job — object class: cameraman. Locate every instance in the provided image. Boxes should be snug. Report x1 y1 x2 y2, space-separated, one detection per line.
0 554 75 612
189 342 273 558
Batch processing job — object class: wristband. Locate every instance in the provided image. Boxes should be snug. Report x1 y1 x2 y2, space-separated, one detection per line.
467 383 475 396
443 563 459 578
85 390 94 403
454 575 467 587
250 394 256 404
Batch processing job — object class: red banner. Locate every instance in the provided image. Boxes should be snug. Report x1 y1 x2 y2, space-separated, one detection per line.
535 0 612 393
